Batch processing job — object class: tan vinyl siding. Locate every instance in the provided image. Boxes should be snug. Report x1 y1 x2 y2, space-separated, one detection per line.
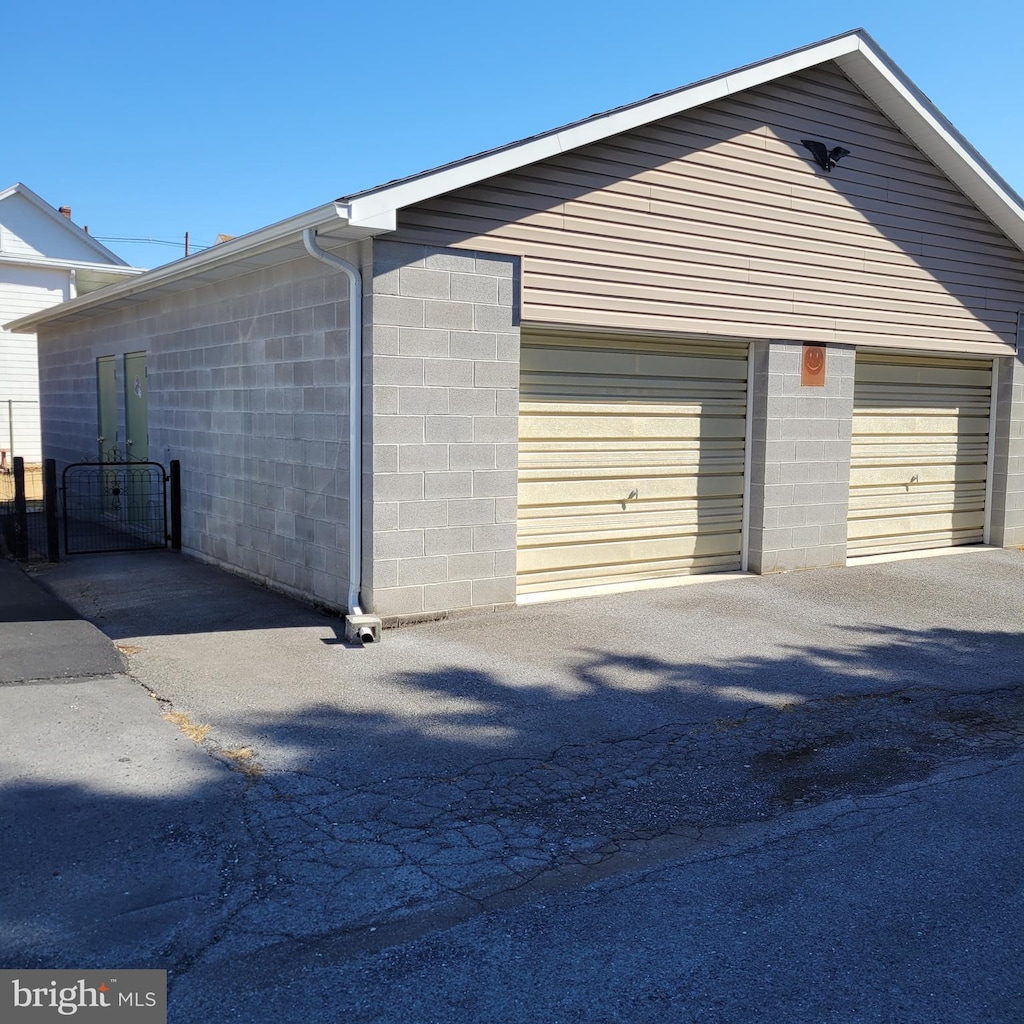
848 352 991 556
395 63 1024 354
517 332 747 596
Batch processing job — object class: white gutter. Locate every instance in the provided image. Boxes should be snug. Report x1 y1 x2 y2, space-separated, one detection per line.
0 252 145 274
301 228 377 640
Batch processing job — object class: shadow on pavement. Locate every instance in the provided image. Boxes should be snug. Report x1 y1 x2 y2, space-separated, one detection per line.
0 559 77 624
3 616 1022 988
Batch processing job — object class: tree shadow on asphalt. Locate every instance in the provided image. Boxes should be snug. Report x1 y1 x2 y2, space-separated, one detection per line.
243 622 1024 766
3 621 1023 977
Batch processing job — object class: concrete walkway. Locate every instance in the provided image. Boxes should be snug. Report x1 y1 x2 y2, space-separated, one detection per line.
4 548 1023 1021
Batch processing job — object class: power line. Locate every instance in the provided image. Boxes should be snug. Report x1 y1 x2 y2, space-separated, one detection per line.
94 235 214 251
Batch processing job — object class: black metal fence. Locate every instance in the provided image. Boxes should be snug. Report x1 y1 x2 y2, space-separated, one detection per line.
0 459 54 560
62 461 168 554
1 456 181 562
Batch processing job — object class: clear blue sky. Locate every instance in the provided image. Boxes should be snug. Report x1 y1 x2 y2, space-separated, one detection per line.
6 0 1023 268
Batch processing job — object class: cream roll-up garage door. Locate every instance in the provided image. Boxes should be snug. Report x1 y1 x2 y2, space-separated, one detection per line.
517 332 748 597
848 352 992 558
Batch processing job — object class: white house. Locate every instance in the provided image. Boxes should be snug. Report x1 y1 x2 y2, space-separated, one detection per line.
0 183 142 464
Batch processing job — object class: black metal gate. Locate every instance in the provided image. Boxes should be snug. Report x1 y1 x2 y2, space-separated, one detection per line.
62 460 169 554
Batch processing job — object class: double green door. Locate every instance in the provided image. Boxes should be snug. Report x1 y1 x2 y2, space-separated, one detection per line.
96 352 150 521
96 352 148 461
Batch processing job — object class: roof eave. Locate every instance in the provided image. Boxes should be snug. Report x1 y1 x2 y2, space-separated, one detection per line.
0 252 145 275
4 201 374 333
835 34 1024 253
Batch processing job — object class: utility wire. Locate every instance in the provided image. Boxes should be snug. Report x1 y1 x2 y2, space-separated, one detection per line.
93 235 213 252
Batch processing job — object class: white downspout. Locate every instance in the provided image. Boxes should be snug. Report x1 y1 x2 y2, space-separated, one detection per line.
302 228 378 642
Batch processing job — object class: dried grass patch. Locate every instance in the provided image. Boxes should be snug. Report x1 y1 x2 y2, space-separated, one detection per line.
162 710 211 744
220 746 264 778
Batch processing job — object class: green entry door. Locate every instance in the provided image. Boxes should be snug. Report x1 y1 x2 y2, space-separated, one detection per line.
123 351 149 462
97 355 118 461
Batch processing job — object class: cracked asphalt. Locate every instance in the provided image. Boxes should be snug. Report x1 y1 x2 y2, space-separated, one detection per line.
2 549 1023 1022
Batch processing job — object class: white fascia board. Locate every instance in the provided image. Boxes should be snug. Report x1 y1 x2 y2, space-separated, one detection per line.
346 34 862 227
336 207 396 232
838 38 1024 252
0 252 145 275
5 201 362 332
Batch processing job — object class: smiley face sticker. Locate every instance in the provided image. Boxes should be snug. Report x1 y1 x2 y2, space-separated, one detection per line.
801 344 826 386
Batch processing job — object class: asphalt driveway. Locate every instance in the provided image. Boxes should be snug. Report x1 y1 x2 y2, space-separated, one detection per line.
3 547 1022 1021
31 547 1024 772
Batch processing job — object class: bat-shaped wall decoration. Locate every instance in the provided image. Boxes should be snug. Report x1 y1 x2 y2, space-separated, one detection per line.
801 140 851 173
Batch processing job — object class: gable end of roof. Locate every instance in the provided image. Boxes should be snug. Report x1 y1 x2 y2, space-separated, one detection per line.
0 183 130 266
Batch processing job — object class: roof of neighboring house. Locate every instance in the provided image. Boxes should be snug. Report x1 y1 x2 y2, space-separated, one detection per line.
8 28 1024 332
0 182 133 268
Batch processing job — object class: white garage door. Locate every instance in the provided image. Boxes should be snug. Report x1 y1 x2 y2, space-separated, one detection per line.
517 332 748 598
848 352 992 558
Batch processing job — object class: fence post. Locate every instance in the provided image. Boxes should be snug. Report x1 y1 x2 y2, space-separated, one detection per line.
12 456 28 559
44 459 59 561
169 460 182 551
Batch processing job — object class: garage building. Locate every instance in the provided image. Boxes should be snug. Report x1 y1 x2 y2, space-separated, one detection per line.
7 30 1024 628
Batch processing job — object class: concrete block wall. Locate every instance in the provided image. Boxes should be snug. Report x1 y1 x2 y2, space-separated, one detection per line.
365 240 520 620
37 246 360 608
989 352 1024 547
746 341 855 573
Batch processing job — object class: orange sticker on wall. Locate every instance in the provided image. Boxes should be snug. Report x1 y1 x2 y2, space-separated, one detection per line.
802 344 826 386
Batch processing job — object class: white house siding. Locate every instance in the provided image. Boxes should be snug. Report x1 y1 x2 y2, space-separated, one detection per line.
394 61 1024 355
0 266 68 463
0 191 110 263
37 248 359 609
0 266 70 318
0 332 42 462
